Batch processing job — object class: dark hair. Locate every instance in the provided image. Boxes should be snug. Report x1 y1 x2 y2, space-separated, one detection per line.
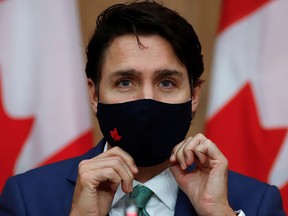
85 0 204 91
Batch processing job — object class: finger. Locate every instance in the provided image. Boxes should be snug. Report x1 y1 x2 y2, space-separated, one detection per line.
99 157 134 192
99 146 138 174
195 138 222 160
194 138 228 171
184 134 209 164
172 137 195 170
182 134 208 165
169 164 183 181
77 166 121 191
177 137 195 169
81 156 133 177
78 157 134 192
169 139 187 162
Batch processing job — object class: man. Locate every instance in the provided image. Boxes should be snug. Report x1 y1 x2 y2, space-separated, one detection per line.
0 1 285 216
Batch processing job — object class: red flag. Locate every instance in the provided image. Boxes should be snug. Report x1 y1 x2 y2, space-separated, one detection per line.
0 1 93 191
206 0 288 213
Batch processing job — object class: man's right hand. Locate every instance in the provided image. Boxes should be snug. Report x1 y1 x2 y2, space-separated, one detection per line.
69 146 138 216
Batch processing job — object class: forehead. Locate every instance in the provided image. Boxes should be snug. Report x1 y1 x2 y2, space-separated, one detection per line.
101 34 188 77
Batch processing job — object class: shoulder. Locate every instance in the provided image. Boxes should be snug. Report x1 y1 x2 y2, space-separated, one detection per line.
0 141 106 215
228 170 269 189
227 170 285 215
14 155 81 185
227 170 271 202
2 151 85 196
9 141 105 187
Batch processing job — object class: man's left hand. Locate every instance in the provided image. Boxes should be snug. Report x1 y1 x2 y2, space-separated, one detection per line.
169 133 235 216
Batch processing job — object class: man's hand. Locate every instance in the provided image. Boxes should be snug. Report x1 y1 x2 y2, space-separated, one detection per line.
69 146 138 216
169 133 235 216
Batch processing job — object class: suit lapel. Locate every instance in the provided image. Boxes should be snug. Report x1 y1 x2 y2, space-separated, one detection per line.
67 139 106 183
174 189 198 216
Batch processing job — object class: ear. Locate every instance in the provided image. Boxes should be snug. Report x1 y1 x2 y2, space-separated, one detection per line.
191 86 201 112
87 78 98 113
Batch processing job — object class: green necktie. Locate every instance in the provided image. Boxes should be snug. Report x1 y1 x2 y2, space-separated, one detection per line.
129 185 154 216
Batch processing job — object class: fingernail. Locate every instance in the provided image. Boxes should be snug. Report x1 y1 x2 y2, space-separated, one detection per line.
181 162 186 170
170 154 175 161
133 165 138 173
130 183 133 192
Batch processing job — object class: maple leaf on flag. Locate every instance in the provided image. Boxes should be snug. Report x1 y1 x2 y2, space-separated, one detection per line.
206 83 287 181
110 128 122 142
206 83 288 211
0 74 34 191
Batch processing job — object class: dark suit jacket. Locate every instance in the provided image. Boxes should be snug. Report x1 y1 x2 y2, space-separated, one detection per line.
0 139 285 215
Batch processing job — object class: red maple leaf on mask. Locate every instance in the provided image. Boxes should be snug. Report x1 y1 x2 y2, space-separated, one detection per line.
110 128 122 142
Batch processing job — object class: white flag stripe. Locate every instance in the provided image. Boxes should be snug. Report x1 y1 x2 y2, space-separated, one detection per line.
208 1 288 128
0 1 92 173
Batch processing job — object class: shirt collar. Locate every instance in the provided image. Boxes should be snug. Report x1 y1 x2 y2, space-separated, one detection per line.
144 168 178 210
111 168 178 211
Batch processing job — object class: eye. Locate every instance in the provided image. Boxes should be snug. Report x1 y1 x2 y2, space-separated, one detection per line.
117 79 132 88
159 80 175 88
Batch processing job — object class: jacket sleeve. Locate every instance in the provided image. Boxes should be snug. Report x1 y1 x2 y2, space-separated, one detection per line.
0 177 27 216
257 185 285 216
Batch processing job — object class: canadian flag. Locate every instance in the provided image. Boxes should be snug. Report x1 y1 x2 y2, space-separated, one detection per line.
0 1 93 191
206 0 288 213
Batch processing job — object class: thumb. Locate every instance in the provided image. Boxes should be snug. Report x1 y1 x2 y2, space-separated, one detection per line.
169 164 183 181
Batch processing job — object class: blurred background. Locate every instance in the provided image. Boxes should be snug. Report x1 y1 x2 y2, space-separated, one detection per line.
1 0 287 212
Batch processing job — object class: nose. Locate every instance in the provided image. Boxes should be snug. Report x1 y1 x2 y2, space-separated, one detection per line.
139 84 156 100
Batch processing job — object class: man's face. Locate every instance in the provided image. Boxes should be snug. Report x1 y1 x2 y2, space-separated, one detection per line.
88 34 199 112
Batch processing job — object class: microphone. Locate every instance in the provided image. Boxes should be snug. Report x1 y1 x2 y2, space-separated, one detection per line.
125 199 138 216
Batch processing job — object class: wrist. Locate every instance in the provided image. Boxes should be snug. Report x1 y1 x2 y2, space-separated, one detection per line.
198 205 235 216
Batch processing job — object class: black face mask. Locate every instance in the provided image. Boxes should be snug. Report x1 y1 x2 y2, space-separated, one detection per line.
97 99 192 167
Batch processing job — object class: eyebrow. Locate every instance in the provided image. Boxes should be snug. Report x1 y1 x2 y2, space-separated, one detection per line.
110 69 142 79
153 69 185 79
110 68 184 80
